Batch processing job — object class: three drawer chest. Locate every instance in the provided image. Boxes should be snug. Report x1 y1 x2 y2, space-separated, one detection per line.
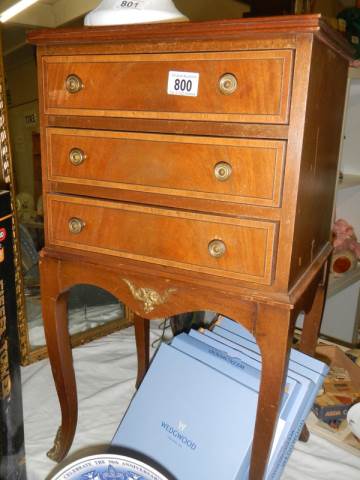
29 15 352 479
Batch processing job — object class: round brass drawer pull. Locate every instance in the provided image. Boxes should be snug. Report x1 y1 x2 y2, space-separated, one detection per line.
219 73 238 95
65 74 83 94
69 148 86 166
214 162 232 181
68 217 85 234
208 239 226 258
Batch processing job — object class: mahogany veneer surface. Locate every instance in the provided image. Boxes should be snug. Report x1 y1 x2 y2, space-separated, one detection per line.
47 129 286 208
43 51 293 123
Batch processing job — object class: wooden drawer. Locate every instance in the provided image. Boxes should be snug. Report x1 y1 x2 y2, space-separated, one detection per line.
43 50 293 124
47 195 278 285
47 128 286 208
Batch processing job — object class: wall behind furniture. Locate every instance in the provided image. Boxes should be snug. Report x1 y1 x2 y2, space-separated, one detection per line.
175 0 250 20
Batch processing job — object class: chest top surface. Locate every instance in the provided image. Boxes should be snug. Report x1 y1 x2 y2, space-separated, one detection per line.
28 14 351 52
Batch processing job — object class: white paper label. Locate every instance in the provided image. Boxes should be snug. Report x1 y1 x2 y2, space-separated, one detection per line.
114 0 146 10
167 71 200 97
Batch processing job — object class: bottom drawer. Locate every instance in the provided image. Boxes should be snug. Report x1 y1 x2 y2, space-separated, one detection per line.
47 195 278 285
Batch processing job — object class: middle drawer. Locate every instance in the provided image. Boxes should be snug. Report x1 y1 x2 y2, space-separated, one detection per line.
47 129 286 208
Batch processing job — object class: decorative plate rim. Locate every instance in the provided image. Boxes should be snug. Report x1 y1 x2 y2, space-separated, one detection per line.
51 453 169 480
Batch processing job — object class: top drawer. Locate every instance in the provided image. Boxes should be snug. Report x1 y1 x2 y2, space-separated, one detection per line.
42 50 293 124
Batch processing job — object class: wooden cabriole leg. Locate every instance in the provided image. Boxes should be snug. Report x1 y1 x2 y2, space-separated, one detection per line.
40 255 77 463
249 303 296 480
134 314 150 388
299 265 328 356
297 264 328 443
299 425 310 442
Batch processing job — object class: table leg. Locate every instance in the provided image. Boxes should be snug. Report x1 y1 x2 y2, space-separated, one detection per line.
40 257 77 463
297 264 328 442
299 274 327 356
249 304 295 480
134 314 150 388
299 424 310 442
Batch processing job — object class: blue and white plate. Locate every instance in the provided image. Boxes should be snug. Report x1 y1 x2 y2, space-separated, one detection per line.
51 454 169 480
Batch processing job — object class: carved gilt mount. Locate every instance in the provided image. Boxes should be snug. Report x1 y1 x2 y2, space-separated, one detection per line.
123 279 177 314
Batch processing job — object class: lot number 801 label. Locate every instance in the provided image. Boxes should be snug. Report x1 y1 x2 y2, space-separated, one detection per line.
167 71 200 97
115 1 145 9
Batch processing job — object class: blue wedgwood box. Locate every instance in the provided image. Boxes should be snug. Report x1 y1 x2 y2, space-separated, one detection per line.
112 319 328 480
215 316 328 376
185 330 314 479
212 317 329 478
170 333 299 479
112 342 259 480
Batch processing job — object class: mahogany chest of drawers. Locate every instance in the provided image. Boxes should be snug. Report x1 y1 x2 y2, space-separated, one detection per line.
29 15 351 479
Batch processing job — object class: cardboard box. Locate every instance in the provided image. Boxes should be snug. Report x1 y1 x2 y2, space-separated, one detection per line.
113 320 328 480
307 411 360 457
0 191 26 480
211 318 329 479
185 329 316 480
215 316 329 377
112 343 259 480
313 345 360 424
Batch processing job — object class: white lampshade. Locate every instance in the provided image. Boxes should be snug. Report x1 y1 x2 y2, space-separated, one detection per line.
84 0 188 26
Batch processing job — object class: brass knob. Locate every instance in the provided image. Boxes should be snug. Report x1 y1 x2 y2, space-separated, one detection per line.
65 74 83 94
68 217 85 234
219 73 238 95
208 239 226 258
214 162 232 182
69 148 86 166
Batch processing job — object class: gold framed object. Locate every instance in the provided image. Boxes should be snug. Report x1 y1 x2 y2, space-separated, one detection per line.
0 29 28 364
27 311 134 364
